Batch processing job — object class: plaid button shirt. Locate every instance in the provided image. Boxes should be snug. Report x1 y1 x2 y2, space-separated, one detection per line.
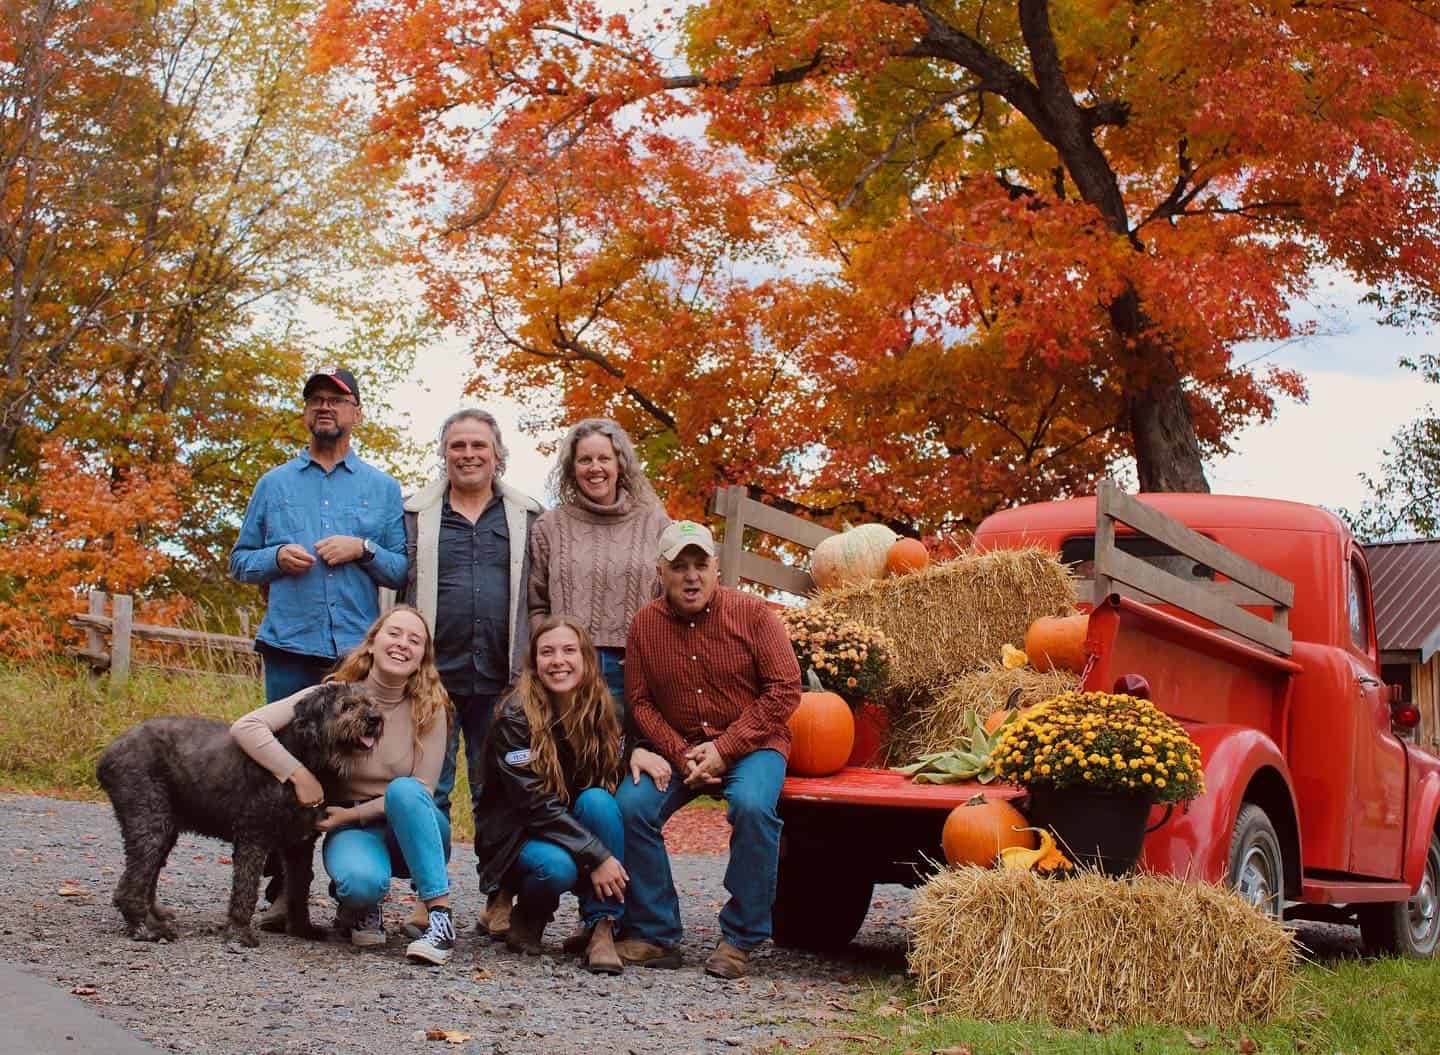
625 586 802 769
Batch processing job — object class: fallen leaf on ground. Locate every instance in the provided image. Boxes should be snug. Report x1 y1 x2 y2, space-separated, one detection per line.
875 1004 904 1019
71 986 97 996
1236 1040 1258 1054
933 1046 973 1055
57 885 85 897
471 969 492 981
424 1029 472 1044
1184 1033 1210 1049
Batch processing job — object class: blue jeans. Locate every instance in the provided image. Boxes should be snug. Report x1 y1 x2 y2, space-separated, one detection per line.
597 647 627 732
502 788 624 926
322 778 453 906
434 692 499 820
259 646 334 703
616 748 785 950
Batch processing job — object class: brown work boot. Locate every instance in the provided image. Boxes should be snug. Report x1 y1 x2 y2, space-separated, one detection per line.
613 937 683 969
504 905 547 955
584 918 623 976
703 941 751 979
401 901 431 940
561 923 593 955
475 888 513 941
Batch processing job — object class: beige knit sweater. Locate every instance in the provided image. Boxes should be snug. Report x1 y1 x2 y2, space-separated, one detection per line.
527 491 671 648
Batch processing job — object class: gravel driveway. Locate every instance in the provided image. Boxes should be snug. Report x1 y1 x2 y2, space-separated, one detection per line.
1 794 913 1055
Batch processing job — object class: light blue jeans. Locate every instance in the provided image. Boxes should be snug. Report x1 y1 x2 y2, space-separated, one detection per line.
501 787 625 926
616 748 785 950
322 777 452 906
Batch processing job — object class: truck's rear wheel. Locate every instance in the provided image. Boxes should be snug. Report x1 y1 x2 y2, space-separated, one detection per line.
1358 833 1440 959
771 848 873 952
1229 804 1284 922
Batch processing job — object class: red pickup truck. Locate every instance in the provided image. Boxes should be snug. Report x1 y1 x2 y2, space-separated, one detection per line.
737 484 1440 958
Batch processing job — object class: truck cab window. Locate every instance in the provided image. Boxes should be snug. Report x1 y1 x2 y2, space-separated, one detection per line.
1348 559 1371 654
1061 536 1216 583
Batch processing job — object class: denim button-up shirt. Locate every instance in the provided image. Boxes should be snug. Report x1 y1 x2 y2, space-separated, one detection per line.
229 449 407 659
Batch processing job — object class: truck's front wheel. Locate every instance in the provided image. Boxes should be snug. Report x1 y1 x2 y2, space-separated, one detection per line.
1359 832 1440 959
771 847 874 952
1229 803 1284 922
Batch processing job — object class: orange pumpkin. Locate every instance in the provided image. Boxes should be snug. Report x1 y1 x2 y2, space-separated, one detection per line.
1024 613 1090 673
811 524 899 589
885 538 930 577
941 794 1038 868
787 675 855 776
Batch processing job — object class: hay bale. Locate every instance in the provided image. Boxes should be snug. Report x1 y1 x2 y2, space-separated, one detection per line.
909 868 1295 1030
814 547 1076 698
884 665 1080 764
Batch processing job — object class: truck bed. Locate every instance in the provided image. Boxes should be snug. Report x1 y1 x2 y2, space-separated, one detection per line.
782 767 1025 809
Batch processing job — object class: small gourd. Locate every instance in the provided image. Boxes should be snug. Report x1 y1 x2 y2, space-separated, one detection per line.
885 538 930 577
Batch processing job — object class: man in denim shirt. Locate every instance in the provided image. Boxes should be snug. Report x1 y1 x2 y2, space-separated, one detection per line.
230 366 407 701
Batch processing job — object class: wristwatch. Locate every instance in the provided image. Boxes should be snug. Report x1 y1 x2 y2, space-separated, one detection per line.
359 538 377 563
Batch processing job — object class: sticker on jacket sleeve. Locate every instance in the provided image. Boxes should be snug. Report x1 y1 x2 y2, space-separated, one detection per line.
504 748 531 766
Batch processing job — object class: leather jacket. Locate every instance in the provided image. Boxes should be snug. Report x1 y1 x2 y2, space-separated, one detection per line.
472 697 618 894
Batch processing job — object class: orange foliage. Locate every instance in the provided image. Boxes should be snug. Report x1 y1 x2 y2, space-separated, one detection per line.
0 442 190 658
313 0 1439 520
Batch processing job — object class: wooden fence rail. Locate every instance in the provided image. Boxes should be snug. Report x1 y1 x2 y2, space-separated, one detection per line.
68 591 256 686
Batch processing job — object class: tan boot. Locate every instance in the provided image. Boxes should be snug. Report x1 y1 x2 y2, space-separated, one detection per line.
504 905 546 955
476 888 513 941
613 937 683 969
584 918 622 976
402 901 431 940
703 941 751 979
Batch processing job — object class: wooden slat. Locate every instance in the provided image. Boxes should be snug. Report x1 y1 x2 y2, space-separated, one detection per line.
731 497 837 550
735 551 815 597
1077 578 1285 609
70 614 253 652
716 485 746 589
111 592 134 686
1099 546 1293 655
86 591 107 658
1098 480 1295 607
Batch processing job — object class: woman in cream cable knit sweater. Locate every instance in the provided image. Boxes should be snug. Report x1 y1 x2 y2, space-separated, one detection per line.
528 418 672 731
230 605 457 965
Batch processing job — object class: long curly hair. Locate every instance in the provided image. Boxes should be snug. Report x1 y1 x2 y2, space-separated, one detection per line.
548 417 659 508
515 616 622 803
327 604 451 769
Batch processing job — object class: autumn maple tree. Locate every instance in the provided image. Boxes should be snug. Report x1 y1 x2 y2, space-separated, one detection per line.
0 0 425 651
316 0 1439 533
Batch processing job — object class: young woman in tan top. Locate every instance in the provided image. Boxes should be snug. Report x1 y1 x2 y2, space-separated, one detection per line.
230 605 455 964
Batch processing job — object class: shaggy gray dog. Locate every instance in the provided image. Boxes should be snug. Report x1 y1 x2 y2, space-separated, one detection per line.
97 682 383 946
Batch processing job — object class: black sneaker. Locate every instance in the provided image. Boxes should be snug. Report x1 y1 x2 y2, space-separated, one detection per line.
405 906 456 965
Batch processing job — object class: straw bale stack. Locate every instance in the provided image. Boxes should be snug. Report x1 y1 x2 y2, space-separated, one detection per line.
884 665 1080 763
813 546 1077 697
909 868 1295 1030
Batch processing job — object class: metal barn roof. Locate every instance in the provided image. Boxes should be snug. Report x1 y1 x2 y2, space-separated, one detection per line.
1365 538 1440 661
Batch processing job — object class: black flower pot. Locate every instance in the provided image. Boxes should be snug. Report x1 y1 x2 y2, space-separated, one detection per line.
1026 785 1155 877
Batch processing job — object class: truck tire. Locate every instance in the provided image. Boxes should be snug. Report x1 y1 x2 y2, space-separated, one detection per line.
1229 803 1284 922
770 850 874 952
1358 832 1440 959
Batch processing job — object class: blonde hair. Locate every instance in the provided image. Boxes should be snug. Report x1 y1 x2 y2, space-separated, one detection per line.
548 418 658 508
515 616 622 803
328 604 451 766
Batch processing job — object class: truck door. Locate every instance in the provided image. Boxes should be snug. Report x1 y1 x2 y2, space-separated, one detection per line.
1346 555 1408 879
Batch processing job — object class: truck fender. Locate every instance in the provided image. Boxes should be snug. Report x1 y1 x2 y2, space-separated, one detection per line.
1404 769 1440 892
1143 724 1299 890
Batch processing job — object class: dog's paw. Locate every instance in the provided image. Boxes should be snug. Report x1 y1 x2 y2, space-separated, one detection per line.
223 924 260 948
149 903 178 921
128 921 177 943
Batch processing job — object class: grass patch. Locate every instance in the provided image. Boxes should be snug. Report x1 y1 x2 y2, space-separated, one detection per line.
806 954 1440 1054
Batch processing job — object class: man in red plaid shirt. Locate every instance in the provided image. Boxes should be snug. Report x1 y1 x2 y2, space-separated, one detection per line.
612 520 801 979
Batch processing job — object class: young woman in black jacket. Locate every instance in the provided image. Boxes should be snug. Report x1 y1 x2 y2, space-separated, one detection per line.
473 615 659 973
